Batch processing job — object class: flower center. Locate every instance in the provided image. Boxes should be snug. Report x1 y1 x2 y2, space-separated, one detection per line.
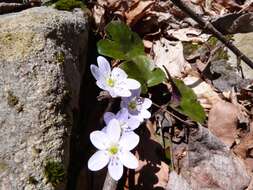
106 78 115 87
128 101 137 111
108 145 119 155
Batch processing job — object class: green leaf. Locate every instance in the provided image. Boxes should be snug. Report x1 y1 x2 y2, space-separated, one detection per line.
173 79 206 123
97 21 145 60
121 55 166 93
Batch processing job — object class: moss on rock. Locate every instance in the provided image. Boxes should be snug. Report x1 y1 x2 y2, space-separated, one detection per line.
44 160 65 187
54 51 65 64
55 0 85 11
7 91 19 107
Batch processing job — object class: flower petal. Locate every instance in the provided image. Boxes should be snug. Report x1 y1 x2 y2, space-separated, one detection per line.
130 114 144 122
108 89 118 98
125 79 141 90
88 150 109 171
111 67 128 81
104 112 115 125
97 56 111 75
90 131 110 150
126 117 140 131
101 127 107 133
142 98 152 109
120 98 131 109
108 157 124 181
119 132 139 151
116 108 128 122
106 119 121 143
118 151 138 169
140 109 151 119
130 88 141 97
96 80 107 91
90 64 101 81
114 87 131 97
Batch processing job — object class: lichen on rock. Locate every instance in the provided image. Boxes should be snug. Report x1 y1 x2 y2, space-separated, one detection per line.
0 7 88 190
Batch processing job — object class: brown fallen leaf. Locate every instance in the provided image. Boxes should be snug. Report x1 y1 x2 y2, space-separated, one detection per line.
183 75 221 109
166 28 210 42
208 101 240 147
214 0 242 11
153 38 191 78
234 132 253 159
233 122 253 172
125 0 154 26
246 174 253 190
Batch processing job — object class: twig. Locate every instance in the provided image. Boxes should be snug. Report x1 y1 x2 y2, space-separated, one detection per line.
201 43 224 75
152 102 194 127
102 172 118 190
170 0 253 69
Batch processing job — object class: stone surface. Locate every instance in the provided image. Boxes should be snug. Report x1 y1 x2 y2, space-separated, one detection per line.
228 32 253 79
0 7 88 189
166 126 251 190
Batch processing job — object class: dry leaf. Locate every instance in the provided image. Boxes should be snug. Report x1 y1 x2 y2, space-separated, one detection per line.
183 75 221 109
153 38 191 78
167 28 210 42
207 101 240 147
125 0 154 26
92 4 105 28
214 0 242 11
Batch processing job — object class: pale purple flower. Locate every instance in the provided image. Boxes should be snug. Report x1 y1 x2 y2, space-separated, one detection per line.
88 119 139 181
90 56 140 98
121 88 152 122
103 108 140 133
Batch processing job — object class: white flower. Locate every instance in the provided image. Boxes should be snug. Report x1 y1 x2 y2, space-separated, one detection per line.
103 108 140 133
88 119 139 181
90 56 140 98
121 88 152 122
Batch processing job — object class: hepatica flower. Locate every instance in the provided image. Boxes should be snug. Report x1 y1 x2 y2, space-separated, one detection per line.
121 88 152 122
103 108 140 133
88 119 139 181
90 56 140 97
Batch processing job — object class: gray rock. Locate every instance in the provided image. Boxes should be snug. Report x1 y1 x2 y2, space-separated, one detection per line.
167 171 192 190
228 32 253 80
0 7 88 189
167 126 251 190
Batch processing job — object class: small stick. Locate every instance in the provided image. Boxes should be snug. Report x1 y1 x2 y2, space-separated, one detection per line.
170 0 253 69
102 172 118 190
152 102 194 127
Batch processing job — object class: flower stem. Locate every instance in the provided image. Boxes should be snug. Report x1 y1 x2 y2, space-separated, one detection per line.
102 172 118 190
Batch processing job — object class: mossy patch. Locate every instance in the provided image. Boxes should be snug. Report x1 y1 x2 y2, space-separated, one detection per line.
183 35 233 61
0 161 8 173
55 0 85 11
44 160 65 187
0 32 44 62
7 91 19 107
54 51 65 64
207 35 233 61
6 91 24 112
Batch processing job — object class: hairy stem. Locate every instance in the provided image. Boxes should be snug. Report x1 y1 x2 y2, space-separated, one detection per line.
102 172 118 190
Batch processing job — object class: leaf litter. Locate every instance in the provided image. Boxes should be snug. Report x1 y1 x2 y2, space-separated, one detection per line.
86 0 253 189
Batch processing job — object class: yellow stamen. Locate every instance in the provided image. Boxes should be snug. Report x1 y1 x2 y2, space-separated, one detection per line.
128 101 137 110
108 145 118 155
106 78 115 87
